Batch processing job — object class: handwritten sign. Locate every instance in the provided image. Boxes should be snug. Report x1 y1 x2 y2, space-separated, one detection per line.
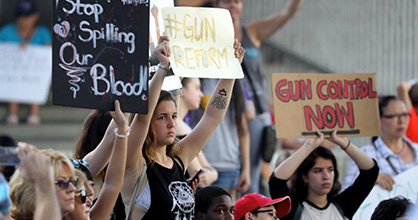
0 43 51 104
353 166 418 220
271 73 381 138
52 0 149 113
161 7 243 79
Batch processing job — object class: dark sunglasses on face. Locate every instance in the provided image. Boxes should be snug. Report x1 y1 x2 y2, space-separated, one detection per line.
55 178 78 190
75 189 87 204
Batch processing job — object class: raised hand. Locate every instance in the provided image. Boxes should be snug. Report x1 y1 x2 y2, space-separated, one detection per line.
327 130 349 149
110 100 129 135
155 36 171 68
233 38 245 63
306 131 325 149
17 142 53 184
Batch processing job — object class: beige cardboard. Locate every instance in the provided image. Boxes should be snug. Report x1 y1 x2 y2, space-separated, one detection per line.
271 73 381 138
161 7 243 79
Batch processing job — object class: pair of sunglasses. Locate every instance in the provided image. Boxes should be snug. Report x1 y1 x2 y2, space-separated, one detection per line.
55 178 78 190
71 159 90 169
75 189 87 204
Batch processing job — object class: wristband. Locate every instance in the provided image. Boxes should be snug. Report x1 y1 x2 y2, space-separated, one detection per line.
114 127 131 139
341 140 351 151
158 63 170 72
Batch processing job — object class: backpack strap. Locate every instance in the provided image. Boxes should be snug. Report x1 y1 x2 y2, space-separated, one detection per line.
125 165 147 220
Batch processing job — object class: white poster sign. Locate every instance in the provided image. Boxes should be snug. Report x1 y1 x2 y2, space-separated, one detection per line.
353 166 418 220
0 43 52 104
161 7 243 79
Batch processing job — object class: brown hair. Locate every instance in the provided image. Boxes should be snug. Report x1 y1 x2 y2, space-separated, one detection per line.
144 90 181 166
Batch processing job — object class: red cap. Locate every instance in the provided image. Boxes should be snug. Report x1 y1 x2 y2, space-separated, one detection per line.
234 193 291 220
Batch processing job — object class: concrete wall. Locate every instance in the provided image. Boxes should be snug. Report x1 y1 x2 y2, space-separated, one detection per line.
242 0 418 96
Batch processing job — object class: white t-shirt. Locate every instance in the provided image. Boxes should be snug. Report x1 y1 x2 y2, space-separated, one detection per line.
301 201 348 220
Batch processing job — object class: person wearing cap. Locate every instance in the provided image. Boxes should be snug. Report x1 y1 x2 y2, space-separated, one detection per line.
234 193 291 220
0 0 51 125
270 131 378 220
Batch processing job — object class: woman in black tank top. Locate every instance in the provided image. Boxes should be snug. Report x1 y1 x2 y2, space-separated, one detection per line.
121 38 245 219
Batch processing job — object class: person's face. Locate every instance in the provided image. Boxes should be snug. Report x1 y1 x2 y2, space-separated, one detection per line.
153 100 177 146
380 100 409 139
55 166 76 217
198 195 234 220
182 78 203 111
215 0 244 22
303 157 334 197
70 187 91 220
249 205 279 220
17 13 39 28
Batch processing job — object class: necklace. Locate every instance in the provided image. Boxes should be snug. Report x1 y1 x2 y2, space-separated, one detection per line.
393 141 406 155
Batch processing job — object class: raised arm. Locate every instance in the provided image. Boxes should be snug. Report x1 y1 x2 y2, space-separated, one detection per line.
83 119 117 177
397 81 413 110
328 130 375 170
90 100 129 220
273 132 324 180
246 0 303 47
121 37 171 202
236 113 251 192
179 39 245 168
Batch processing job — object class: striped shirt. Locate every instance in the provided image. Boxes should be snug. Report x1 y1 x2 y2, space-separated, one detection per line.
343 136 418 190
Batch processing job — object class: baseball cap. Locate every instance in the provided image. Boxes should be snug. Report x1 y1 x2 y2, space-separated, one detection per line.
15 0 38 17
234 193 291 220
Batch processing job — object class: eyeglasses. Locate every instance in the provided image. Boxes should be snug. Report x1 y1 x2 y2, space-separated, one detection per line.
55 178 78 190
381 113 411 121
71 159 90 169
75 189 87 204
251 209 279 219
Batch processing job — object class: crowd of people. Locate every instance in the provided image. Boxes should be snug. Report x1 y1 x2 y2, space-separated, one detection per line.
2 0 418 219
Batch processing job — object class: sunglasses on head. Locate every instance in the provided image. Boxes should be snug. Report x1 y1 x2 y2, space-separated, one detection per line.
71 159 90 169
75 189 87 204
55 178 78 190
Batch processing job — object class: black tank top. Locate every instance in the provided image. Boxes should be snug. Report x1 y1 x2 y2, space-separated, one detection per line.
142 156 195 219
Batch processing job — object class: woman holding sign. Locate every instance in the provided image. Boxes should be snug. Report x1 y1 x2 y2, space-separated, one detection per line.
121 37 245 219
344 96 418 191
269 131 378 220
0 0 51 125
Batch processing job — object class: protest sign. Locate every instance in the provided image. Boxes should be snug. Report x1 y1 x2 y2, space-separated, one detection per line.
161 7 243 79
0 43 52 104
353 166 418 220
271 73 381 138
52 0 149 113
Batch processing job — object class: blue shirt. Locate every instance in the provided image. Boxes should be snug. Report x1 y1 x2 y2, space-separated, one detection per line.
0 23 51 45
0 173 11 215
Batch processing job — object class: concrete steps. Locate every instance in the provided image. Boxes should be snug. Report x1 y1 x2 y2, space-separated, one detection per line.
0 103 91 156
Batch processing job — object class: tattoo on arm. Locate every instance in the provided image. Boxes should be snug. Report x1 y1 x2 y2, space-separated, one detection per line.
210 89 228 110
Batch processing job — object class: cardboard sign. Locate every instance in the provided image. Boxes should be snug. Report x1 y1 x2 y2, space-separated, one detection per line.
52 0 149 113
161 7 243 79
271 73 381 138
353 166 418 220
0 43 52 104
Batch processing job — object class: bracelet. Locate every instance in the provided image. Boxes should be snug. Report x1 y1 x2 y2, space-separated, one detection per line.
114 127 131 139
158 63 170 72
341 140 351 151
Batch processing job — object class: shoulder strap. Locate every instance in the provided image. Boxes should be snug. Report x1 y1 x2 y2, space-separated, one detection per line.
333 202 345 218
372 142 399 175
125 165 147 220
173 156 184 172
293 203 303 220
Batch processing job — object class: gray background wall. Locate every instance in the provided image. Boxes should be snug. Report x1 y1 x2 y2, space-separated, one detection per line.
242 0 418 96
